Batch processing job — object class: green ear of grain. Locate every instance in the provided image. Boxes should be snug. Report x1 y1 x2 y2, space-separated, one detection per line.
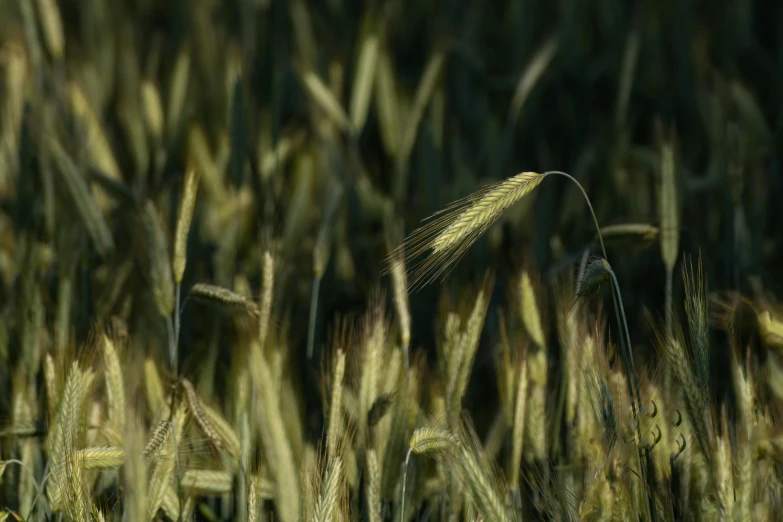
49 138 114 255
349 31 378 133
173 163 200 284
142 200 175 317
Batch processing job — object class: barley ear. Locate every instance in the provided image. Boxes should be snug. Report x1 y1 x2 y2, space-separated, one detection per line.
142 200 175 317
173 163 200 284
259 243 275 348
326 350 346 462
520 271 545 349
103 334 125 434
683 252 709 392
189 283 260 317
387 171 543 290
312 457 344 522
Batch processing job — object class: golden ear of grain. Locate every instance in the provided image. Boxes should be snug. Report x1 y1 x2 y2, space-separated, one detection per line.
389 172 543 290
144 358 167 418
147 405 186 519
599 223 659 242
248 474 262 522
143 201 175 317
181 470 234 495
190 282 260 317
43 352 60 424
409 427 458 457
167 46 191 137
525 349 548 462
520 271 545 349
509 34 558 122
49 137 115 255
123 408 148 522
510 357 528 489
249 342 300 522
387 232 412 358
398 48 446 164
188 123 228 204
143 420 170 459
365 449 382 522
349 32 378 133
659 142 679 271
759 311 783 348
259 247 275 347
326 349 346 461
312 457 343 522
68 82 122 185
35 0 64 59
259 128 305 182
374 44 400 157
102 334 125 434
451 421 513 522
141 80 164 140
181 379 241 459
76 446 125 470
173 163 200 283
301 69 352 133
615 27 640 129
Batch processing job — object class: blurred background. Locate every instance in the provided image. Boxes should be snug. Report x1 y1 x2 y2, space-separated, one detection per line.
0 0 780 429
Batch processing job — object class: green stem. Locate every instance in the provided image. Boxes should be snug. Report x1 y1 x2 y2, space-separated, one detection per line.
665 267 673 339
175 282 182 359
400 448 412 522
543 170 651 519
542 171 641 413
4 459 43 520
608 269 642 412
167 314 177 379
306 275 322 361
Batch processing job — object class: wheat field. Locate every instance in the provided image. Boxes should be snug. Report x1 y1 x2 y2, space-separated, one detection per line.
0 1 781 521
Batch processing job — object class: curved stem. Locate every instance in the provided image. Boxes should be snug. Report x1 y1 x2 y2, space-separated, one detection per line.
30 459 69 519
608 269 641 412
542 170 641 411
3 459 44 520
542 171 651 518
542 171 608 260
400 447 412 522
